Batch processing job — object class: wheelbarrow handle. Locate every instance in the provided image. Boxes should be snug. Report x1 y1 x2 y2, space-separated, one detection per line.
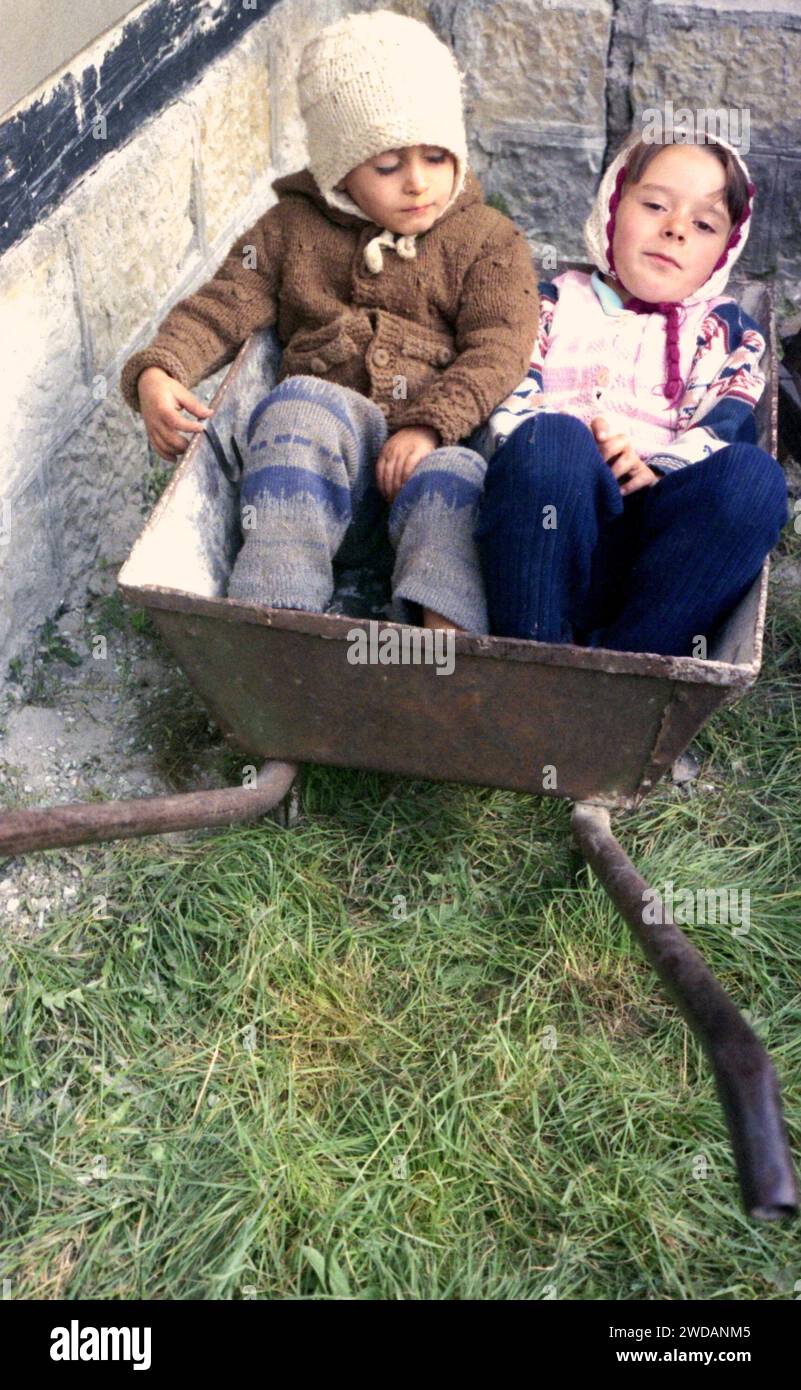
571 801 798 1221
0 760 299 856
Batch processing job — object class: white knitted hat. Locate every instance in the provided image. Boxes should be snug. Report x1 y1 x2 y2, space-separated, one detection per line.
297 9 468 224
583 130 755 301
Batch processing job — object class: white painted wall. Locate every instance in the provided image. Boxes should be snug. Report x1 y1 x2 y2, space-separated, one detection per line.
0 0 143 116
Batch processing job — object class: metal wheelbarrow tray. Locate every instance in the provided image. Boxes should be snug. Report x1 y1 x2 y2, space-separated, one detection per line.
1 276 796 1221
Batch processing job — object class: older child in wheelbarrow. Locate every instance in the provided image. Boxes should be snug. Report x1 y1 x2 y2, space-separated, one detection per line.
473 131 788 658
120 9 539 635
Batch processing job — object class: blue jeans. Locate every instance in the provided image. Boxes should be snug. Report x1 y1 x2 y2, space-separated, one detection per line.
474 413 788 656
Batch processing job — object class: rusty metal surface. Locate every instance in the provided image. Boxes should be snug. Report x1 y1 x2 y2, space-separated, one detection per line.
0 760 298 856
124 585 764 686
116 272 778 810
571 803 798 1220
127 600 737 808
636 682 743 801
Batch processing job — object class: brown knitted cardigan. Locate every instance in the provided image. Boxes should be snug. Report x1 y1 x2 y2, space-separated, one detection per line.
120 167 539 447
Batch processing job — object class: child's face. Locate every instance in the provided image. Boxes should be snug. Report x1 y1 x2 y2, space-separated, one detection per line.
338 146 456 235
610 144 733 303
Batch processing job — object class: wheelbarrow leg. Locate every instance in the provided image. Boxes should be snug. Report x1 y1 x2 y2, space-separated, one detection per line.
0 760 299 856
571 800 798 1222
265 767 304 829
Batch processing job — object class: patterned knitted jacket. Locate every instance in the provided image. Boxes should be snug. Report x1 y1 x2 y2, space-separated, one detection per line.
474 270 767 471
120 168 540 448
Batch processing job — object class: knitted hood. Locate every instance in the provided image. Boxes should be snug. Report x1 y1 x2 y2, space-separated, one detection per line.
582 133 755 402
296 10 468 219
583 132 755 303
292 10 470 274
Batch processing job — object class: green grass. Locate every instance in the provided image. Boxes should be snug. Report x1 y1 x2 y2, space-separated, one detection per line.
1 581 800 1300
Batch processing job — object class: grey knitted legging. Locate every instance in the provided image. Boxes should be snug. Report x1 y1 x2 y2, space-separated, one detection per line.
226 375 488 631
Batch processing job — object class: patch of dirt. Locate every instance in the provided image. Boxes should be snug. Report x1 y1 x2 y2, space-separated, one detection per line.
0 564 234 938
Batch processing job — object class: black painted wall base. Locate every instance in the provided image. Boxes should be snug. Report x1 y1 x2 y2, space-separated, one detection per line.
1 0 279 257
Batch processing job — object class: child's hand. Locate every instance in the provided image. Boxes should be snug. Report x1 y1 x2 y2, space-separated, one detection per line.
590 416 660 496
376 426 440 502
137 367 214 465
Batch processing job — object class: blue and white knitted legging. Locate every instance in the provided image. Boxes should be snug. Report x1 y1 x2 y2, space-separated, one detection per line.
226 375 488 631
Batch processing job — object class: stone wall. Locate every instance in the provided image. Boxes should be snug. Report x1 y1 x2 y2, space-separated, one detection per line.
1 0 799 689
434 0 801 283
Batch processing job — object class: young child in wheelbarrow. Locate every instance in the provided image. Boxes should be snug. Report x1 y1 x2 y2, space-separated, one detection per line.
120 9 539 633
473 131 788 658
